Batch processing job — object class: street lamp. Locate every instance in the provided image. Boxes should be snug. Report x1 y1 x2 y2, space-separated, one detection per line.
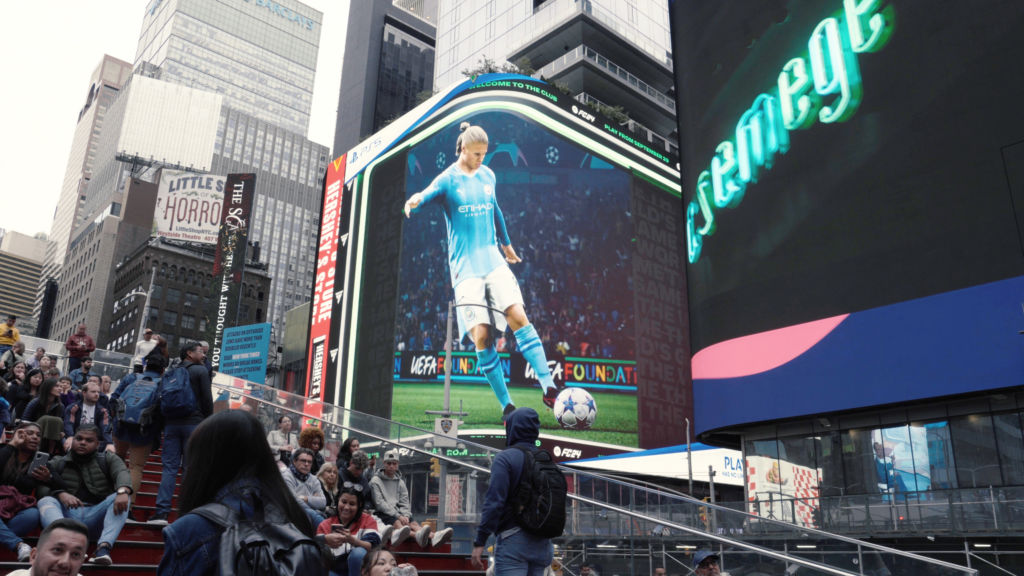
127 266 157 349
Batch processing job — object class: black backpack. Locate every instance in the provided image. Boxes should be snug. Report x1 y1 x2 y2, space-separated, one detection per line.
511 445 568 538
193 497 330 576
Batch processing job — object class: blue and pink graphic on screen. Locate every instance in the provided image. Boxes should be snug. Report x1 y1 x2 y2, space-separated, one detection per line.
693 276 1024 434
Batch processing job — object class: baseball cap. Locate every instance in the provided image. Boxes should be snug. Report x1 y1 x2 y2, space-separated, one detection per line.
693 550 719 568
383 449 399 462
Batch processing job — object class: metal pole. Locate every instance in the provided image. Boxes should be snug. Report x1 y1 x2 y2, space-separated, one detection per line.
137 266 156 342
686 417 693 496
444 300 454 414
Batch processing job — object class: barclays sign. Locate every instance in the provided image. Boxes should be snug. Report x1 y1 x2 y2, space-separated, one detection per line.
244 0 316 31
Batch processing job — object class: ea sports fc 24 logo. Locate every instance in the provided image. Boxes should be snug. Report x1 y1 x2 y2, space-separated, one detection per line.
686 0 893 264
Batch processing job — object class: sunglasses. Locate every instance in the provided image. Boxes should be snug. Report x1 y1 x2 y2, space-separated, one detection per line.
342 481 364 493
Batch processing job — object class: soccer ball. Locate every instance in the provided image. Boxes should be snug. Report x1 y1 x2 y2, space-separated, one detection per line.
553 388 597 430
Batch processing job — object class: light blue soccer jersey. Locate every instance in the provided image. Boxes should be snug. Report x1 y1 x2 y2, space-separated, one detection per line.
415 163 511 287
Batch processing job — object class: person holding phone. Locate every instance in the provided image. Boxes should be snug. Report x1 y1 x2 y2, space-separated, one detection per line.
316 483 381 576
0 422 57 562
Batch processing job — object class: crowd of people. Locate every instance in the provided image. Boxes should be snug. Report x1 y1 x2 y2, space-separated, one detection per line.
0 322 449 575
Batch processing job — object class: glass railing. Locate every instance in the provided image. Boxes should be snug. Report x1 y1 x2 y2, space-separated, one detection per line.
19 334 134 382
209 374 978 576
574 92 678 155
721 486 1024 537
534 44 676 112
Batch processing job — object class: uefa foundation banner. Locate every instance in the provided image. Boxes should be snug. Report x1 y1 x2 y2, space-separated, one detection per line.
318 74 687 458
153 168 225 244
208 173 256 369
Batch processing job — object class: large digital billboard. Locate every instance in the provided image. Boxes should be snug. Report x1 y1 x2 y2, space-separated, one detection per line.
310 75 688 458
671 0 1024 435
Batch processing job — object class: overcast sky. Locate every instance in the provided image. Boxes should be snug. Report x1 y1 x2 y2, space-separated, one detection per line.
0 0 347 239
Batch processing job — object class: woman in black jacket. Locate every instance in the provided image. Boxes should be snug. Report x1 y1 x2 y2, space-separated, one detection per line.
21 378 65 455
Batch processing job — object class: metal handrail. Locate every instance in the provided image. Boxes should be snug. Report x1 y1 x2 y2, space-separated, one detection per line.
210 376 979 575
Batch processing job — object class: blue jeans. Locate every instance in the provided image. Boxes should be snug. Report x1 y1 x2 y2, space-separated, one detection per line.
0 507 39 550
494 528 553 576
156 423 197 514
301 502 325 528
38 493 128 545
330 546 367 576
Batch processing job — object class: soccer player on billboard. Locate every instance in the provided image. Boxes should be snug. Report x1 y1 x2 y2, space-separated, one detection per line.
404 121 559 418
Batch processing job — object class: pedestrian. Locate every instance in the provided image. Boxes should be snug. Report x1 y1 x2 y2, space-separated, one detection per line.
149 341 213 525
6 518 89 576
158 409 327 575
470 407 556 575
64 324 96 373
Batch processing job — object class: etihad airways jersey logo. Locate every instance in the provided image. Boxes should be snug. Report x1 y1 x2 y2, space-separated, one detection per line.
458 203 493 215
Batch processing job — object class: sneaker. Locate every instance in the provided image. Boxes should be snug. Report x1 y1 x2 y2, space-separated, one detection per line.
414 525 432 547
16 542 31 562
502 403 517 421
148 512 169 525
380 525 394 546
90 545 113 566
431 527 454 547
126 509 145 524
391 525 411 546
542 386 559 409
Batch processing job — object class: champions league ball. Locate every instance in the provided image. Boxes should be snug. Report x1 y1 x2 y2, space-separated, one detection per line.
553 388 597 430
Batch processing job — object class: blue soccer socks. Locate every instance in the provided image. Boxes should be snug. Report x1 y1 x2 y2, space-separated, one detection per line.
476 346 512 408
514 324 556 392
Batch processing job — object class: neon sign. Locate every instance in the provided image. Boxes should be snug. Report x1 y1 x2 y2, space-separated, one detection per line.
686 0 894 264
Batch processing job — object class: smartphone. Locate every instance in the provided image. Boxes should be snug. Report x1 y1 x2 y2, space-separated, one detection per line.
28 452 49 474
331 524 345 533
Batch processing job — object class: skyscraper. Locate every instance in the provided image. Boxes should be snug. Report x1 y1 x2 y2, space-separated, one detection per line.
136 0 323 135
334 0 437 153
47 0 328 371
433 0 676 153
36 56 133 337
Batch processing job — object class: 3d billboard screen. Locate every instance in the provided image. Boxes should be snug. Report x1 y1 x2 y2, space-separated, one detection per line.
310 75 688 458
671 0 1024 435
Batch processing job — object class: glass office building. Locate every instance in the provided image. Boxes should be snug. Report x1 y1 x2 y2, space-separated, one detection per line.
136 0 322 135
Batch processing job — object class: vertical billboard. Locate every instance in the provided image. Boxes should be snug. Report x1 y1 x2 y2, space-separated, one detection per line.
306 156 349 406
671 0 1024 436
313 75 688 459
153 169 225 244
209 173 256 369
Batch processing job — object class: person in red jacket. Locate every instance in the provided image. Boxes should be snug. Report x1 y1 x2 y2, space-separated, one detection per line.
316 484 380 576
63 324 96 373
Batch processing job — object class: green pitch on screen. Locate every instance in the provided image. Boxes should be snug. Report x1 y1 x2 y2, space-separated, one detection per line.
391 383 638 447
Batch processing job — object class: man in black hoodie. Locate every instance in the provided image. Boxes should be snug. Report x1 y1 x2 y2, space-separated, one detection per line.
470 407 554 575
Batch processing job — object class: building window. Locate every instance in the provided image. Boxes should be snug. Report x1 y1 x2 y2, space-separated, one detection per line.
163 310 178 327
180 314 196 330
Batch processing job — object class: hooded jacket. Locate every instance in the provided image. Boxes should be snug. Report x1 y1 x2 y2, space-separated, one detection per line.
369 467 411 522
473 407 541 547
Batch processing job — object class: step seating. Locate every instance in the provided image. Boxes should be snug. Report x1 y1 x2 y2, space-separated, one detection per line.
0 448 487 574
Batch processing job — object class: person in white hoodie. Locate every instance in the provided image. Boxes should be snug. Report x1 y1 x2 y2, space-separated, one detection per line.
369 449 453 548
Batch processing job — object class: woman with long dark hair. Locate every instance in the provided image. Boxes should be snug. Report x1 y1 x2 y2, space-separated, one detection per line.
315 483 380 576
8 367 42 419
21 377 65 455
158 409 328 575
336 437 360 470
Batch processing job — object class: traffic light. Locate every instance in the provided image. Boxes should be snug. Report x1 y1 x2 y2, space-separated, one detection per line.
430 457 441 478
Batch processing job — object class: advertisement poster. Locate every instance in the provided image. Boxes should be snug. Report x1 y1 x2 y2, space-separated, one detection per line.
208 173 256 369
220 323 272 384
393 110 640 447
153 168 225 244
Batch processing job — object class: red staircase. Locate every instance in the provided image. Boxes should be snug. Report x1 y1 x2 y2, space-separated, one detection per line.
0 450 485 575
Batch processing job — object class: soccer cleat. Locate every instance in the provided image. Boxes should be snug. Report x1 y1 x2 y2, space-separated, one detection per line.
431 527 454 547
542 386 559 409
414 525 432 547
90 545 113 566
16 542 31 562
391 525 411 546
502 403 517 421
